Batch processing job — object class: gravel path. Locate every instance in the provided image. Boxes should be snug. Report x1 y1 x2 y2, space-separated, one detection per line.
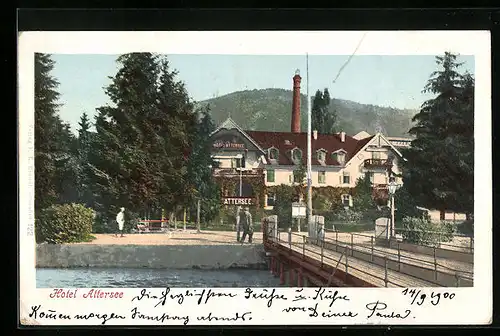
70 230 264 246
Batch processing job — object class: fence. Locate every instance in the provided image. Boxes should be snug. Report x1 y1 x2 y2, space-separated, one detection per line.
268 228 473 287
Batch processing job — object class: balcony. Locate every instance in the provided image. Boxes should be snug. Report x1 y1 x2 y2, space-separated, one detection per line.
364 158 393 169
212 168 264 177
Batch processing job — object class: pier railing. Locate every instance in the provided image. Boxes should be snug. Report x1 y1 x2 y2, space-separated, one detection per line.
267 229 473 288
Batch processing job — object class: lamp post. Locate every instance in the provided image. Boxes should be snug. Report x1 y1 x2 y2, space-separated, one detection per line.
235 154 243 242
388 180 398 239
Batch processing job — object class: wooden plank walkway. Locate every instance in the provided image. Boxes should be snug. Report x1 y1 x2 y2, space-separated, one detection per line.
273 238 437 288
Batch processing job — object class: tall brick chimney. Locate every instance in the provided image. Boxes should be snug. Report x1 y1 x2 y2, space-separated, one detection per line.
291 69 302 133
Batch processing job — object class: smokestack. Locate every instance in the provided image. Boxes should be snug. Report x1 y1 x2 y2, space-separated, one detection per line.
340 131 346 143
291 69 302 133
313 130 318 140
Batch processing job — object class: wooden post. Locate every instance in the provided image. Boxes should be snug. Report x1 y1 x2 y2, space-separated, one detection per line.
302 235 306 258
384 257 388 287
297 217 301 233
196 199 201 233
345 246 349 276
320 239 324 266
183 208 187 231
335 230 339 252
433 247 438 281
173 210 177 230
280 262 285 285
371 236 374 262
350 233 354 256
288 228 292 249
397 243 401 272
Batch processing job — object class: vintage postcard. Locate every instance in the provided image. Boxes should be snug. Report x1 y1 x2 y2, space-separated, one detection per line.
18 31 492 326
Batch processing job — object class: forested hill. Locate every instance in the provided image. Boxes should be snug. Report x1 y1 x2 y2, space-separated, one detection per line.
198 88 417 137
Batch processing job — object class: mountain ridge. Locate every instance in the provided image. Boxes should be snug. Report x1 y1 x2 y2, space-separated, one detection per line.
197 88 417 137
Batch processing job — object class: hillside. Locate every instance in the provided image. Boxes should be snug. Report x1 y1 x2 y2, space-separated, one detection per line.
198 88 417 137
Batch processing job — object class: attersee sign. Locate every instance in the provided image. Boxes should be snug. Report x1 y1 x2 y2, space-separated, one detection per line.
222 197 255 206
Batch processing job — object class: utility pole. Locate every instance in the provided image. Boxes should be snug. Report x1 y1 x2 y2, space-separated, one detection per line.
306 53 313 238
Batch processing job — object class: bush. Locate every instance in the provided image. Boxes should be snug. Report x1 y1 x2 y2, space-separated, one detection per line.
401 217 454 246
333 208 363 223
36 203 95 244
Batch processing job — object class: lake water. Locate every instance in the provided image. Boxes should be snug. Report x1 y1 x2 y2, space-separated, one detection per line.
36 268 282 288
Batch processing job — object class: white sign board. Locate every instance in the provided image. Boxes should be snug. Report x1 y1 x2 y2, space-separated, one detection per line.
292 202 306 218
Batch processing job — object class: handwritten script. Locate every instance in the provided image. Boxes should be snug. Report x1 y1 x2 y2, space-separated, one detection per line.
25 287 457 325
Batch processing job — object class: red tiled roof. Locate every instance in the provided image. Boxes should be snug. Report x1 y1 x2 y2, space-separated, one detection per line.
245 130 374 166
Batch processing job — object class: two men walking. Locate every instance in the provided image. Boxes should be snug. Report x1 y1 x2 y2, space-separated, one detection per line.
237 207 253 243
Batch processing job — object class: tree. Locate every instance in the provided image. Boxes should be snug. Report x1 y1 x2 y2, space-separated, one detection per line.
273 185 295 228
352 174 377 213
402 52 474 218
155 56 198 213
186 104 221 228
75 112 95 207
311 88 337 134
34 53 77 212
89 52 163 222
89 53 197 231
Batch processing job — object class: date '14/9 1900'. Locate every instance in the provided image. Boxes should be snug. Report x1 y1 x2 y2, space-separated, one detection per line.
402 288 456 306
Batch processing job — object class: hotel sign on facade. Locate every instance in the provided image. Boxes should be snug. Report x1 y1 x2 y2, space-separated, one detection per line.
212 140 246 149
222 197 255 206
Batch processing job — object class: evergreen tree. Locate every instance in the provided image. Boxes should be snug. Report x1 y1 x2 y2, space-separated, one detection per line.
89 53 162 221
75 112 95 207
34 53 77 211
352 174 377 212
311 88 337 134
186 105 221 225
155 56 198 212
402 52 474 218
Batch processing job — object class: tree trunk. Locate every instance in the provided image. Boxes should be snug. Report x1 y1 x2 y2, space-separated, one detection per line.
196 199 201 233
440 209 445 221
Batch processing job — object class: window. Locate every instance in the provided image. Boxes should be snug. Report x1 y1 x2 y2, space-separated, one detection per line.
318 171 326 184
337 153 345 165
342 194 351 207
266 169 275 183
333 152 345 165
292 148 303 164
231 156 244 169
293 170 303 183
269 148 279 160
372 151 381 159
343 172 350 184
317 150 326 163
266 193 276 207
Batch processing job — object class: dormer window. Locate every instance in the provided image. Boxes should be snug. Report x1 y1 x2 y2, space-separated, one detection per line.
317 149 327 163
332 151 346 165
268 147 279 160
291 148 303 164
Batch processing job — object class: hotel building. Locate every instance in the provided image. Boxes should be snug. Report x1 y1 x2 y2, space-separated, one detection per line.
209 71 410 210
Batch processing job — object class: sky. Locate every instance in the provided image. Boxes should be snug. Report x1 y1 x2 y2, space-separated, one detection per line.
50 54 474 134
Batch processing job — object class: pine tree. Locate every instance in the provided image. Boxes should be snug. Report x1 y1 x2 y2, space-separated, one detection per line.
34 53 77 211
402 52 474 218
75 112 94 207
89 53 162 221
311 88 337 134
352 174 377 212
156 56 198 212
186 105 221 225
